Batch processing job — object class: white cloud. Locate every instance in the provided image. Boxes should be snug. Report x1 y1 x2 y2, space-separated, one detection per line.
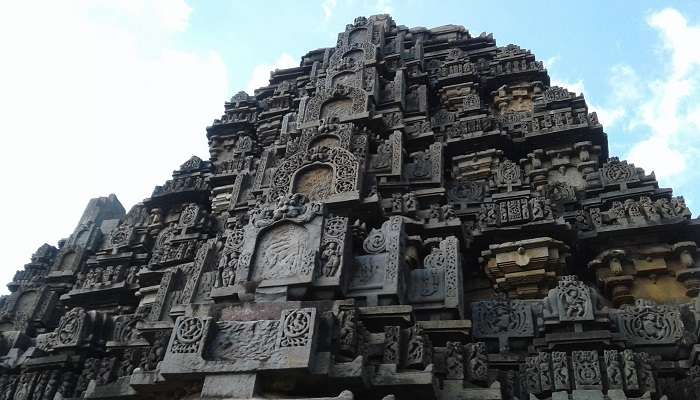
546 57 639 131
625 8 700 180
246 53 298 94
550 78 585 96
0 0 228 292
546 59 629 129
608 64 641 103
545 54 585 95
585 65 636 130
322 0 337 21
628 136 686 179
543 55 560 70
590 104 625 129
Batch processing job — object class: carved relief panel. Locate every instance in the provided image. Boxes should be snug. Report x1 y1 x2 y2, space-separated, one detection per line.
269 146 361 203
405 142 443 187
611 299 685 346
161 307 318 376
313 216 352 295
407 236 463 318
369 130 403 179
302 83 370 125
472 299 535 351
543 275 595 322
233 195 323 300
348 216 407 306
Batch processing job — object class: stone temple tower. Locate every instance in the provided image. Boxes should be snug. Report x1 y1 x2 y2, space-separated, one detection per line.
1 14 699 400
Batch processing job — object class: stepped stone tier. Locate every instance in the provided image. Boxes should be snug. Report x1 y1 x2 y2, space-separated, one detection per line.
3 14 700 400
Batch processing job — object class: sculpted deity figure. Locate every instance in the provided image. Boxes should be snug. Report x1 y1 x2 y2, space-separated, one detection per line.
411 151 431 178
216 251 239 288
321 242 341 277
641 312 666 340
563 287 585 318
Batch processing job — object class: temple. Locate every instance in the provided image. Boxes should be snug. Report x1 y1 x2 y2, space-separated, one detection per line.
2 14 699 400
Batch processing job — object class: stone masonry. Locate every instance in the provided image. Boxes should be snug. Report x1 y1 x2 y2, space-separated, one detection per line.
1 14 699 400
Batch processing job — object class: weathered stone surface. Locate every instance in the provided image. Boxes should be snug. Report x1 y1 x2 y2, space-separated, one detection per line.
3 13 700 400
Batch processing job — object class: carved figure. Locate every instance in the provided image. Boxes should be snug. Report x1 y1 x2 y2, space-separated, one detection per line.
321 242 341 277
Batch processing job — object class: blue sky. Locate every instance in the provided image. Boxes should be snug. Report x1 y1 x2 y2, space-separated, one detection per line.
1 0 700 291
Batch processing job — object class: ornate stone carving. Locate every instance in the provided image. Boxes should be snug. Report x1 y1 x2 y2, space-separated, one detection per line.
465 342 488 382
350 216 406 305
383 325 401 364
544 181 577 204
524 356 541 394
448 180 484 203
551 351 570 391
54 307 88 348
613 299 684 345
622 349 639 390
604 349 623 389
544 275 594 322
108 223 133 249
477 196 554 229
445 342 464 379
317 215 349 283
278 308 313 348
404 326 431 368
542 86 574 103
572 350 602 389
336 308 358 358
408 236 463 317
472 300 534 351
636 352 655 392
170 316 208 354
208 319 279 361
302 83 369 124
600 158 640 186
270 146 361 202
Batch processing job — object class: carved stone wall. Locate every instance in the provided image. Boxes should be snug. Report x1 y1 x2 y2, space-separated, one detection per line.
2 13 700 400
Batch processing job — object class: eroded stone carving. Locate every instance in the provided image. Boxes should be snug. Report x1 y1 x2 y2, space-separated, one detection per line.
472 299 534 351
613 299 684 345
